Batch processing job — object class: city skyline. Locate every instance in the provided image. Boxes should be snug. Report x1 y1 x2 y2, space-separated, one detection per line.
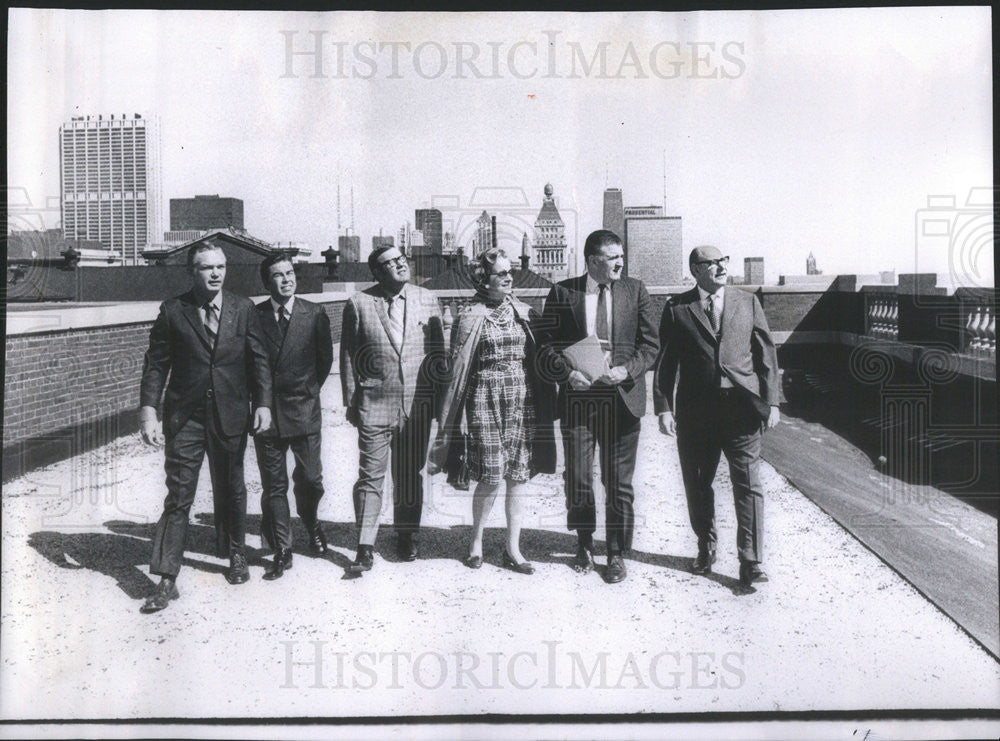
8 8 992 288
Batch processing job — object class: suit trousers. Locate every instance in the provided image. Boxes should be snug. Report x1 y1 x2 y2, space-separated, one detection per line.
254 432 324 552
352 399 432 546
561 387 640 555
676 389 764 564
150 399 248 578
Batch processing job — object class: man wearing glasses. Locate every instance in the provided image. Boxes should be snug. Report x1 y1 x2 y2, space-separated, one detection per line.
340 245 445 573
654 246 780 591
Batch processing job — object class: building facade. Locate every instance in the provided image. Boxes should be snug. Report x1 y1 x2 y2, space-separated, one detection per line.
745 256 765 285
169 195 244 231
59 113 162 264
414 209 443 256
602 188 624 243
338 234 361 263
532 184 568 281
623 216 683 285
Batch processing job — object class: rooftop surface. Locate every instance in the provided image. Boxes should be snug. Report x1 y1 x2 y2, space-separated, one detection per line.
1 383 997 723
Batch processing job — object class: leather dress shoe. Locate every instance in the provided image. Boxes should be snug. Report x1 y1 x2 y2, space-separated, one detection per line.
396 533 418 562
692 545 717 575
463 554 483 569
140 577 179 613
605 554 627 583
573 544 595 574
225 551 250 584
347 545 374 574
304 522 329 556
502 550 535 575
739 562 769 589
262 549 293 581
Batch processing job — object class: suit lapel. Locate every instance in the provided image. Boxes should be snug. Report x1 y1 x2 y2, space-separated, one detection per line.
400 284 414 352
718 287 743 354
181 293 214 352
374 293 401 355
214 291 237 356
276 299 304 366
687 290 717 344
610 279 627 351
570 274 587 337
259 302 282 353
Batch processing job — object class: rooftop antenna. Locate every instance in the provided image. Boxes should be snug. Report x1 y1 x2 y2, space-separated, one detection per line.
662 150 667 213
350 185 355 236
336 163 342 236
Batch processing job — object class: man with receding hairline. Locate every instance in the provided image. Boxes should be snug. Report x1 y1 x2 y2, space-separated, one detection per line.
139 242 272 612
655 245 780 591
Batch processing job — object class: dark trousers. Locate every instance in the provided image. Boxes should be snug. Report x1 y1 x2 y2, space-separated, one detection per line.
561 388 640 555
352 400 432 546
150 400 248 578
676 389 764 564
254 431 324 552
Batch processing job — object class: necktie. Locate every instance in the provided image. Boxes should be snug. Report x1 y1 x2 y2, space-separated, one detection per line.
278 308 290 338
387 295 404 347
707 294 721 334
595 283 610 353
204 302 219 344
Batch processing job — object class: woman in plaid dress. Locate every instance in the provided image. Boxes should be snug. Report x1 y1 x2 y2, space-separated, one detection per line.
428 249 556 574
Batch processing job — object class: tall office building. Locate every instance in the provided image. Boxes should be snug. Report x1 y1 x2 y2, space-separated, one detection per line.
623 216 683 285
372 235 394 252
806 252 820 275
59 113 162 264
414 209 443 256
473 211 495 258
602 188 624 243
170 195 244 231
338 234 361 262
745 256 765 285
532 183 568 281
624 205 663 218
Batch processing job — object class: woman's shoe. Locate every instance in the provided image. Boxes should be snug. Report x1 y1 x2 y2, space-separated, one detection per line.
463 554 483 569
502 550 535 575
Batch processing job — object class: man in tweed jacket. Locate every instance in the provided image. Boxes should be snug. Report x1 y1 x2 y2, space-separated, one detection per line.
340 245 445 572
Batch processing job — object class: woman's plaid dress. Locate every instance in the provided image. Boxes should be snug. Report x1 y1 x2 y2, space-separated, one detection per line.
465 300 535 485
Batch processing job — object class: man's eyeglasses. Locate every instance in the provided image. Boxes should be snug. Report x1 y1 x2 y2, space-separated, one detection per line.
378 256 408 269
694 256 729 268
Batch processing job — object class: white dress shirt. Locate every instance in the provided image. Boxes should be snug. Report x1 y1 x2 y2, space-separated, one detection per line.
585 274 614 340
270 295 295 325
697 285 732 387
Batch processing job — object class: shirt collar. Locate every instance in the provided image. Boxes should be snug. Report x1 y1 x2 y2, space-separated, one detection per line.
586 274 610 294
383 284 406 302
271 295 294 316
697 285 724 303
204 292 223 312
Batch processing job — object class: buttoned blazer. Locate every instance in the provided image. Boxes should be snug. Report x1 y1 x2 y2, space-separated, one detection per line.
537 274 660 419
140 289 272 439
340 283 446 426
255 298 333 438
654 286 780 422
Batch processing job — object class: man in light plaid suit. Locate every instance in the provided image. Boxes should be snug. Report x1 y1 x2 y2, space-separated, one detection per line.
340 245 445 573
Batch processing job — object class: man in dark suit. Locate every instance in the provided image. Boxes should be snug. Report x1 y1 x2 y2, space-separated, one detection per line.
139 243 272 612
655 245 780 590
340 245 445 573
253 254 334 580
538 229 659 583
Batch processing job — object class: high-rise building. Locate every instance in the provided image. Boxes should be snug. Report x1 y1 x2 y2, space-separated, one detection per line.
414 209 443 256
372 235 394 252
473 211 495 258
602 188 624 243
807 252 820 275
532 183 568 281
338 234 361 262
170 195 244 231
623 216 682 285
59 113 162 264
744 256 765 285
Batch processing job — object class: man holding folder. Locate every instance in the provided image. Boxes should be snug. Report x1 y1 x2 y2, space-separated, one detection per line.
537 229 659 583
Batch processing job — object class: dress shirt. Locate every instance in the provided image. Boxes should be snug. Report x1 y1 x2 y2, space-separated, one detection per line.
270 295 295 325
697 285 732 387
585 274 614 341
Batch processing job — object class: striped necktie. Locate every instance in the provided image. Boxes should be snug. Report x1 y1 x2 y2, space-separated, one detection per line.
204 302 219 345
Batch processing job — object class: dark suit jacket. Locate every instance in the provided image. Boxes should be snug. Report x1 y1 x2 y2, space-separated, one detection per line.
140 289 272 439
654 287 780 422
256 297 334 438
537 274 660 419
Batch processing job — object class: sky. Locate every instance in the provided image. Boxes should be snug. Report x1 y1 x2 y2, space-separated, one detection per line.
7 8 993 287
